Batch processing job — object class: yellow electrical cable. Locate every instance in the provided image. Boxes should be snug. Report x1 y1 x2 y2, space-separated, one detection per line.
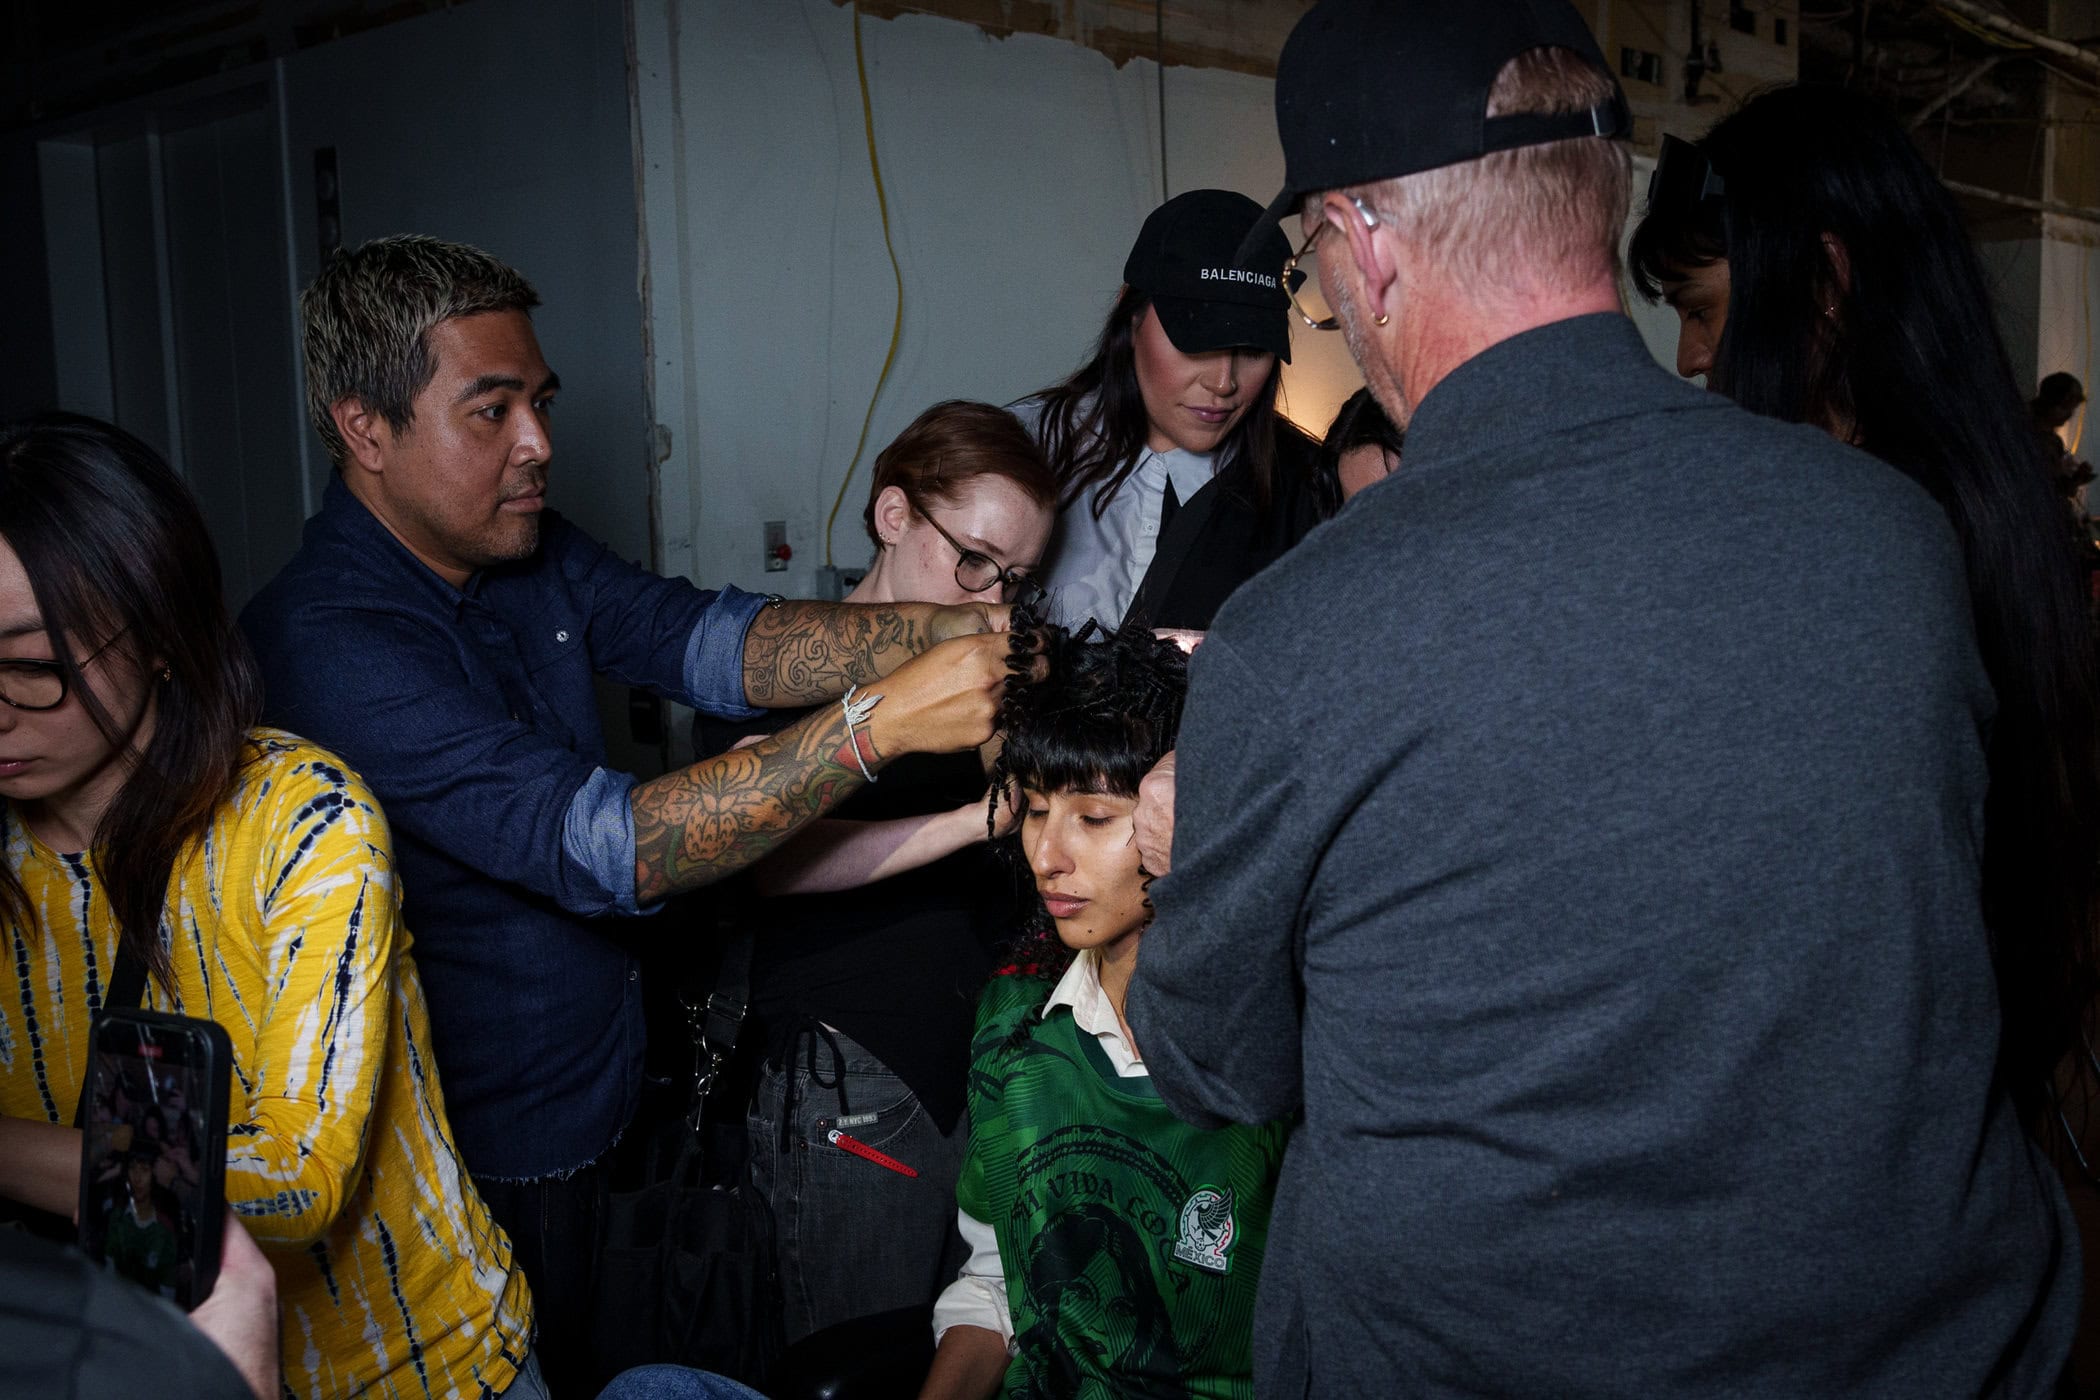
1932 5 2032 50
824 1 907 568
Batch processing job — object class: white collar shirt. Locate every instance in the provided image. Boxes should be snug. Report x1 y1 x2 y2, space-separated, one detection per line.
1011 395 1217 630
1043 947 1147 1078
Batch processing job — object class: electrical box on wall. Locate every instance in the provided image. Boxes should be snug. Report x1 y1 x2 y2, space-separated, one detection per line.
815 565 867 601
763 520 790 572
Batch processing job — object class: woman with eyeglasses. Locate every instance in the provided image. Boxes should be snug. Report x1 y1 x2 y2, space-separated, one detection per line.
688 399 1057 1347
1627 85 2100 1153
1021 189 1324 632
0 413 537 1396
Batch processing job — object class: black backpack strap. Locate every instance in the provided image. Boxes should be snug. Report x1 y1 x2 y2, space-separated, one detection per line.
71 943 149 1129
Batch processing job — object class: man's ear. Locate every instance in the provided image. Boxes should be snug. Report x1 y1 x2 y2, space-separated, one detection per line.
330 397 392 477
1330 194 1400 327
871 485 914 547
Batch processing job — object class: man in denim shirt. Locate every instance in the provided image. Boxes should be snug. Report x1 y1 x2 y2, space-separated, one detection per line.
241 236 1012 1397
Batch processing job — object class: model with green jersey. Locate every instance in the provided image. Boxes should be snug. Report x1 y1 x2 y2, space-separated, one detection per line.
921 616 1288 1400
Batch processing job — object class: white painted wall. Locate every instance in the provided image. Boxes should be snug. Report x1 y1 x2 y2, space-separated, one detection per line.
631 0 1360 599
1979 228 2100 441
1979 237 2045 395
632 2 1689 602
2040 228 2100 457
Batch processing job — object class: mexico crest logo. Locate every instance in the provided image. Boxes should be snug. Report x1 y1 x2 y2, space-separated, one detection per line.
1172 1186 1236 1274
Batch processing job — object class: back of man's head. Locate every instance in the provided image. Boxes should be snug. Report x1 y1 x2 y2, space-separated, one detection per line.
1357 48 1629 303
300 235 540 467
1261 0 1630 307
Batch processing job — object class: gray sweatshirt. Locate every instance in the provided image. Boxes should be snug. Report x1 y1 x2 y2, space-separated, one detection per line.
1128 313 2078 1398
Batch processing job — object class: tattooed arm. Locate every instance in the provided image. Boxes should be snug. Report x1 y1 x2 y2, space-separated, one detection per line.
741 600 1006 708
636 630 1013 900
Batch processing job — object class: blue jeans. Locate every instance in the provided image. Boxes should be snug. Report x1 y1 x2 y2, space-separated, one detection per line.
747 1025 967 1344
499 1352 552 1399
594 1365 767 1400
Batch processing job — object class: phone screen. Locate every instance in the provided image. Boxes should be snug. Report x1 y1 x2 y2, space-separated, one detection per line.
78 1014 223 1307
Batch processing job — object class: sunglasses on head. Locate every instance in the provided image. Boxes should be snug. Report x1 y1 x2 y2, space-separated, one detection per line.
1648 134 1727 217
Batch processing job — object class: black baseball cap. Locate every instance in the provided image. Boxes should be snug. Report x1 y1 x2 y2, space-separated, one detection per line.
1241 0 1630 260
1125 189 1294 364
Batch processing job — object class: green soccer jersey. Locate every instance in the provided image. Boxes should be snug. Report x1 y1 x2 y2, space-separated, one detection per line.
104 1201 178 1294
958 971 1289 1399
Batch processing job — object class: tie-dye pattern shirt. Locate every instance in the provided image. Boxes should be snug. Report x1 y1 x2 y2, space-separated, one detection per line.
0 731 533 1399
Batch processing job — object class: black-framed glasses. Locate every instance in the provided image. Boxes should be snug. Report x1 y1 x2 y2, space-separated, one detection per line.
1282 195 1380 332
0 629 128 713
920 511 1043 604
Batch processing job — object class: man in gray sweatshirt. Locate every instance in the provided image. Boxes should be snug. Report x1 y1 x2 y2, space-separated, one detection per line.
1124 2 2080 1396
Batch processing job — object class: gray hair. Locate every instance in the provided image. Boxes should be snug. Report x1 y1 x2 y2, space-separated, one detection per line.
299 235 540 466
1352 48 1632 298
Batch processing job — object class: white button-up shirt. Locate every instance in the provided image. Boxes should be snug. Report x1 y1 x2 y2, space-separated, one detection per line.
1010 396 1218 629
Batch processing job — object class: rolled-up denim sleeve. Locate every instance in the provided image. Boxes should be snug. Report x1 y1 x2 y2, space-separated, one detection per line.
559 766 654 917
247 602 632 920
549 516 764 719
683 586 767 719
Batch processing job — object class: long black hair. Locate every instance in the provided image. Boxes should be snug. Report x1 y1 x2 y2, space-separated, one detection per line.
987 609 1190 980
0 414 263 991
1312 386 1406 519
1630 84 2100 1129
1030 285 1285 519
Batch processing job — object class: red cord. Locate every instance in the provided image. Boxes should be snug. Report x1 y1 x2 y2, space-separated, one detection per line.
826 1128 918 1177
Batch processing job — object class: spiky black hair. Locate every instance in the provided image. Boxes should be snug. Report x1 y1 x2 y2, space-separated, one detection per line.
985 606 1190 981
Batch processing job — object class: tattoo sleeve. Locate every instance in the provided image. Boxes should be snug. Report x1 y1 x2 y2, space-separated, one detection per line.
631 702 872 901
740 600 931 707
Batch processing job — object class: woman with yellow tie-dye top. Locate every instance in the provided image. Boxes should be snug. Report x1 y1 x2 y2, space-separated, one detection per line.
0 414 538 1399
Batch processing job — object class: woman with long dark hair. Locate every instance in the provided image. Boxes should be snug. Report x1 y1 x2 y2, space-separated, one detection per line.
1021 189 1324 631
1312 386 1405 517
0 413 537 1397
1628 84 2100 1136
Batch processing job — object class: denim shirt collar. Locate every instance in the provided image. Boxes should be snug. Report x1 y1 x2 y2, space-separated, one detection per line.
315 473 490 616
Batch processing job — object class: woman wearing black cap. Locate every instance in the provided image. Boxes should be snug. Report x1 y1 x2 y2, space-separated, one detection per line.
1016 189 1323 632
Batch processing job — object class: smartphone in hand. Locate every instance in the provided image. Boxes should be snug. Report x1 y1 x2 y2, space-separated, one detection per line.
77 1008 232 1309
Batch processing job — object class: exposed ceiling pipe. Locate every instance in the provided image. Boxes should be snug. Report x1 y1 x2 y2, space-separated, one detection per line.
1932 0 2100 84
1942 177 2100 226
1908 53 2004 129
